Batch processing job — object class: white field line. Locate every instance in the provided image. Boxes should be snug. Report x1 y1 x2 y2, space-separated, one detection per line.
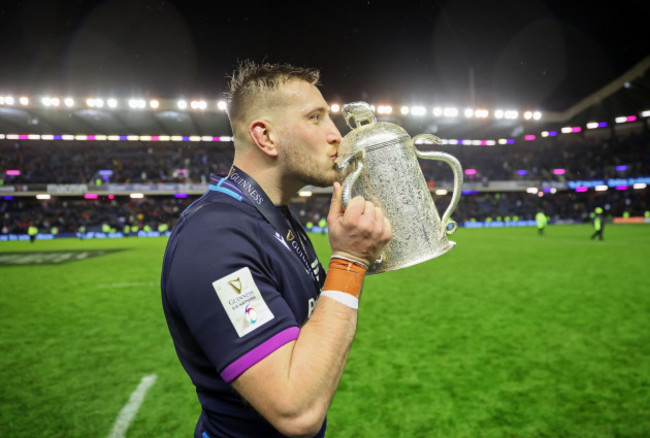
97 282 158 288
107 373 158 438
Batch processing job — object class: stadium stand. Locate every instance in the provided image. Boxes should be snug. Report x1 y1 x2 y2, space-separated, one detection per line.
1 57 649 237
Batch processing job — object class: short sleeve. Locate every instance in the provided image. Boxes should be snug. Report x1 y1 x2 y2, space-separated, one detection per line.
163 201 300 382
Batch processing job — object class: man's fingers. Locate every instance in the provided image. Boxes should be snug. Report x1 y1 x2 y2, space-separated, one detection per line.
328 182 344 223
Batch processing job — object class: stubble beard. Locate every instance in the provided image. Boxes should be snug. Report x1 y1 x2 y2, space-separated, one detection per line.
282 143 340 188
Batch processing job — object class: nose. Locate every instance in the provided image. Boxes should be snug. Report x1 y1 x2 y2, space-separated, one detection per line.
326 118 342 145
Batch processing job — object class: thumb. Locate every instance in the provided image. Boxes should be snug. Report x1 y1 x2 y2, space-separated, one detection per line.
328 182 344 222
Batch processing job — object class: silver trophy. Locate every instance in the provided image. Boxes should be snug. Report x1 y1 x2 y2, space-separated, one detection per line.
337 102 463 274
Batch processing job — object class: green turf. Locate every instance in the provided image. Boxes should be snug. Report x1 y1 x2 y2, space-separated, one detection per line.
1 224 649 437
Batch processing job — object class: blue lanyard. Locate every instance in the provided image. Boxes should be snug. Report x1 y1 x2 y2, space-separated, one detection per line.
225 166 321 289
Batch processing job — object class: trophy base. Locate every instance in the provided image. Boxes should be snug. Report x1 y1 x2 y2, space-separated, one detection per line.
367 240 456 275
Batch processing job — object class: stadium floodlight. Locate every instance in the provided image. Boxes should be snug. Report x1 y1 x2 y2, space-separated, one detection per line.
471 140 481 145
400 106 409 115
4 96 15 105
504 110 518 120
159 135 171 141
432 107 442 117
475 109 489 118
128 99 146 109
443 107 458 118
524 110 542 121
42 97 60 107
561 126 573 133
36 194 51 200
189 136 201 142
190 100 207 110
641 110 650 118
217 100 228 111
377 105 392 115
130 193 145 199
435 189 448 196
64 97 74 107
595 185 608 192
127 135 139 141
494 109 504 119
633 183 647 189
177 100 188 110
586 122 599 129
464 108 474 118
107 98 118 108
149 99 160 109
411 106 426 116
526 187 538 194
298 190 312 197
19 96 29 106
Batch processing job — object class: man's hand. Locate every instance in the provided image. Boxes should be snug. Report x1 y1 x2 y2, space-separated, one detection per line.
327 181 392 266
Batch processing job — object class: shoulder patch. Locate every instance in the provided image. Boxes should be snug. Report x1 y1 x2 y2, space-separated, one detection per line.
212 267 275 337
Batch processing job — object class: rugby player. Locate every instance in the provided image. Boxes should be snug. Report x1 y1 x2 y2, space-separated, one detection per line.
161 60 391 437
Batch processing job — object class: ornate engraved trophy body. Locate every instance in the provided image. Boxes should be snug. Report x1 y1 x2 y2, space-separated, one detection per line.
337 102 464 274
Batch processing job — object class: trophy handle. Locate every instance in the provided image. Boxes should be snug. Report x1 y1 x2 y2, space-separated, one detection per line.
412 134 464 234
340 151 365 208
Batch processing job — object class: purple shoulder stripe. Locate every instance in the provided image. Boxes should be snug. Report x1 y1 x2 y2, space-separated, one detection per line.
220 327 300 383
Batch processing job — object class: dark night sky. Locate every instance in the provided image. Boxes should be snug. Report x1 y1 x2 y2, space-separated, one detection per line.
0 0 648 112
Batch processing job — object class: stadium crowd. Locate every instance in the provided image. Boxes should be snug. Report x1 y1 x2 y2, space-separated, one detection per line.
1 127 649 235
2 128 648 186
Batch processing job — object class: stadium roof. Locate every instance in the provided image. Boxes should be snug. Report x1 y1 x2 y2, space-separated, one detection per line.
0 56 648 143
0 1 648 142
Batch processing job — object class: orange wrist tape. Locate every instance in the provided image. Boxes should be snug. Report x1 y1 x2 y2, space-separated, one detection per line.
322 257 367 299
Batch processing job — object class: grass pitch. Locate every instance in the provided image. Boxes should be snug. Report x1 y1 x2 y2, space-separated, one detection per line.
1 224 649 437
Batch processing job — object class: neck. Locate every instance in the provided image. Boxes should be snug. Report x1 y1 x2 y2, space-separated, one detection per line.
232 157 298 205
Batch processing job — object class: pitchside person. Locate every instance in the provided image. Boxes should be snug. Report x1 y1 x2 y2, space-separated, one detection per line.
161 61 392 438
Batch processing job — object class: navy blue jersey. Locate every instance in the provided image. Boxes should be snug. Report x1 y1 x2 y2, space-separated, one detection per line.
161 174 326 438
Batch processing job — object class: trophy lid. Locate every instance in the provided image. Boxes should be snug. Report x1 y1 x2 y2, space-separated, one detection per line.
337 101 411 169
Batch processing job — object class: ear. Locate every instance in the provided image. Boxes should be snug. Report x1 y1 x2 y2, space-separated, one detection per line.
249 120 279 157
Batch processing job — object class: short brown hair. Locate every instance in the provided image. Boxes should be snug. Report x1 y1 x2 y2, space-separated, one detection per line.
225 60 320 127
